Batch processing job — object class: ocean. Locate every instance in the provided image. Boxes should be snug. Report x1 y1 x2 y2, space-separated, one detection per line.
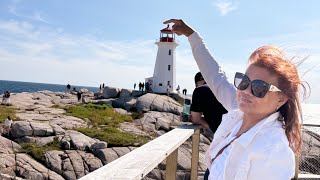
0 80 319 129
0 80 98 95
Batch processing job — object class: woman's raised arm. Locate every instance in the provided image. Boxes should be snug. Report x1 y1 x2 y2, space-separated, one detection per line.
164 19 238 111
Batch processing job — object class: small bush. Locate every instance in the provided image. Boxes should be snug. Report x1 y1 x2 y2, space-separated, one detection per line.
65 103 133 127
0 105 16 123
77 127 151 147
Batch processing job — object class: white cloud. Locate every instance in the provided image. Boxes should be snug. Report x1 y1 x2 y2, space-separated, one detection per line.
0 19 185 90
8 3 49 24
1 17 319 103
0 19 239 96
213 0 238 16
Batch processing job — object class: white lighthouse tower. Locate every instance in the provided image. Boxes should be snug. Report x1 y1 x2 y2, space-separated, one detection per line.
146 25 178 94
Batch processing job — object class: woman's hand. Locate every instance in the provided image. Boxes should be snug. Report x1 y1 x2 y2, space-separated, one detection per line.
163 19 195 37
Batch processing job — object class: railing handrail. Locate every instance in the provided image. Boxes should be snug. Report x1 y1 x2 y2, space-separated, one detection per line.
79 123 320 180
79 124 200 180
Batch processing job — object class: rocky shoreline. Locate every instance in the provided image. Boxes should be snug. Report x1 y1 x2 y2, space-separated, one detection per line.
1 86 319 179
0 87 210 180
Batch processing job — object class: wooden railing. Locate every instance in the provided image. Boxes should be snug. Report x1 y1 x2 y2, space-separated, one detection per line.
80 123 320 180
79 124 200 180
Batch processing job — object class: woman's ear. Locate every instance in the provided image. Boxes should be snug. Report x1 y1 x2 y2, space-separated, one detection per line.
278 93 288 108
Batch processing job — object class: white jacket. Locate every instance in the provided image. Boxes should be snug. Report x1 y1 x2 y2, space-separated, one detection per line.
188 32 295 180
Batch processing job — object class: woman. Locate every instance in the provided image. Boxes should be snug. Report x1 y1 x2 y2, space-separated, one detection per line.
164 19 307 179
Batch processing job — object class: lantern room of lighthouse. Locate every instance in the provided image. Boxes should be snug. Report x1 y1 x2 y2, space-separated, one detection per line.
147 25 178 94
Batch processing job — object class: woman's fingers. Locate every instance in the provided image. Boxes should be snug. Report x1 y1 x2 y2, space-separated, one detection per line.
163 19 194 37
163 19 182 25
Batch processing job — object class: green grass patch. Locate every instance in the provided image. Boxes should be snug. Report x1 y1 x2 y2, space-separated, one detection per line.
77 127 151 147
20 137 61 164
64 103 133 127
0 105 16 123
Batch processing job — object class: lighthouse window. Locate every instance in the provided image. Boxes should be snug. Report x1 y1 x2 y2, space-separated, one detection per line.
159 83 162 86
169 50 171 55
168 65 171 71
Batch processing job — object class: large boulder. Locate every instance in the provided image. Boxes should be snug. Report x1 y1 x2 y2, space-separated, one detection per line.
91 142 108 150
45 150 103 179
101 86 120 98
51 124 66 135
49 115 87 129
112 97 137 111
0 172 25 180
94 92 103 98
131 90 145 97
0 136 21 154
135 111 180 133
10 121 64 139
135 93 182 114
11 121 33 138
16 153 65 180
92 148 119 165
30 122 54 136
119 122 148 136
61 130 99 151
119 89 132 98
0 154 16 176
15 136 57 146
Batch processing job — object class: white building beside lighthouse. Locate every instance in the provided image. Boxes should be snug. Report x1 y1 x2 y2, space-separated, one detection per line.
146 25 178 93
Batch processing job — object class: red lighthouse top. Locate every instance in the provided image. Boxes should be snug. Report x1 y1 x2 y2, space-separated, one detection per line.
159 25 175 42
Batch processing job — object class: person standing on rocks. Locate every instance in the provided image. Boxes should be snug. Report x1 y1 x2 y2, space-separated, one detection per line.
182 88 187 95
176 85 180 94
76 91 82 102
134 83 136 90
166 83 171 95
190 72 227 138
2 91 11 105
2 116 13 135
138 82 142 91
66 84 71 93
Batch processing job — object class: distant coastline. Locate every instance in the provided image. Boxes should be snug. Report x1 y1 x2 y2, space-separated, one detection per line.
1 79 318 126
0 80 99 95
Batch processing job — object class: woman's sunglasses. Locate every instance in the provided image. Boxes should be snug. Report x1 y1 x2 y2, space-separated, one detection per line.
234 72 282 98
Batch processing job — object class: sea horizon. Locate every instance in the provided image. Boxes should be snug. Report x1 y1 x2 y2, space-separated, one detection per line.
0 79 99 95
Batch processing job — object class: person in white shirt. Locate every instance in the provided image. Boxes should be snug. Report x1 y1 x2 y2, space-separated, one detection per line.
3 116 13 134
164 19 308 180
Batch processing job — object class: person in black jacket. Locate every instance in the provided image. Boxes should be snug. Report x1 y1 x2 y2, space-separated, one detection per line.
190 72 227 134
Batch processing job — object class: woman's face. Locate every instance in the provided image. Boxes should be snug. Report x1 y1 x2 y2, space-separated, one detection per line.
236 64 286 117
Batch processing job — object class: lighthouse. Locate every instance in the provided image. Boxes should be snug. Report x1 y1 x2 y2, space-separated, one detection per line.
146 25 178 93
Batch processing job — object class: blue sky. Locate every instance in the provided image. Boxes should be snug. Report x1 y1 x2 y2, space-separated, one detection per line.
0 0 319 103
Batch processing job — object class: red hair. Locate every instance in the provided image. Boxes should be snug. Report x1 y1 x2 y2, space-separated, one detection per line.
248 45 308 154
